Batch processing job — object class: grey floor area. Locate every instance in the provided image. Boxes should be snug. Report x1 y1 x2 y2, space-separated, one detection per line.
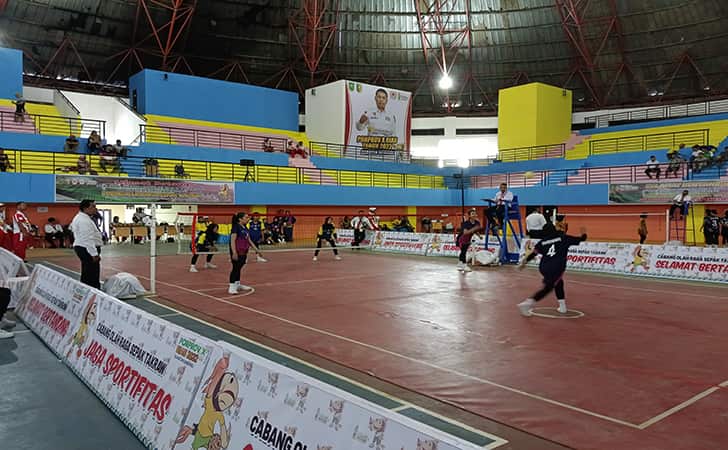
0 318 145 450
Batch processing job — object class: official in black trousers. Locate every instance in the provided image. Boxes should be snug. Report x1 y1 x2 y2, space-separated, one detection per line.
70 200 103 289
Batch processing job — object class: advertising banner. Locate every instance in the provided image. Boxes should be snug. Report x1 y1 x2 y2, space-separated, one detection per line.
15 265 96 356
176 342 486 450
345 81 412 153
371 232 431 255
55 175 235 204
609 180 728 204
335 229 373 248
65 294 214 450
0 247 25 280
520 240 728 284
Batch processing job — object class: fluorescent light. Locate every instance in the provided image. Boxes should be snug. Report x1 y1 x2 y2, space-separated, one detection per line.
457 158 470 168
439 74 453 90
437 159 445 168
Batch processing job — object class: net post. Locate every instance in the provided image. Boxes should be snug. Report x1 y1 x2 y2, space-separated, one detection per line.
150 204 157 294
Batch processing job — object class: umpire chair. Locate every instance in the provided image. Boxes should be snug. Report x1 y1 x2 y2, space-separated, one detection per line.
484 196 525 264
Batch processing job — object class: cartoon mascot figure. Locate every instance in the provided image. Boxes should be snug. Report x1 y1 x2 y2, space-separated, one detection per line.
176 353 238 450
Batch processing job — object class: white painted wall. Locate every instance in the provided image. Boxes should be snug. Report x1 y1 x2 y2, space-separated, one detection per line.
410 116 499 161
22 86 54 103
53 90 79 118
62 90 145 144
304 80 346 144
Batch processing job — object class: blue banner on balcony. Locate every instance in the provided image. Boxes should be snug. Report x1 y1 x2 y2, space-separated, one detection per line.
55 175 235 204
609 180 728 204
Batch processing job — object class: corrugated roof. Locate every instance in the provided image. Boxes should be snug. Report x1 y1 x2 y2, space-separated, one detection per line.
1 0 726 113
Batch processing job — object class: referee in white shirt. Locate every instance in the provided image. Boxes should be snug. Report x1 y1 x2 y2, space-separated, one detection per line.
70 200 103 289
525 206 548 239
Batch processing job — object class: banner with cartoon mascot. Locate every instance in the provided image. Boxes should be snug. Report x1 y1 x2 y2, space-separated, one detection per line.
15 265 97 356
176 342 485 450
519 240 728 283
345 82 412 156
64 295 215 449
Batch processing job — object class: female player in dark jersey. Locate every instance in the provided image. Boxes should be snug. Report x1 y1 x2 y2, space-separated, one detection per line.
313 216 342 261
517 223 587 316
456 209 483 272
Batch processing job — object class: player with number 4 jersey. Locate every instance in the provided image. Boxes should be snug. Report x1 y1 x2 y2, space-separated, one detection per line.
517 223 587 316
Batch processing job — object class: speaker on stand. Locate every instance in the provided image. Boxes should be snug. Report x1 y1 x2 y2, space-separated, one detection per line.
239 159 255 182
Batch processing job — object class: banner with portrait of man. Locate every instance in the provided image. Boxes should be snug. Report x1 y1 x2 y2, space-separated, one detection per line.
345 82 412 156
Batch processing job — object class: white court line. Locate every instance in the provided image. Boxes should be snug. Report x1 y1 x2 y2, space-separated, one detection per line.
106 265 642 430
512 270 728 300
141 297 509 450
637 386 721 429
719 380 728 388
156 312 180 318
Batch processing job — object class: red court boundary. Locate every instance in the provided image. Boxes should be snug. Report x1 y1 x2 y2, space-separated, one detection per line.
46 251 728 450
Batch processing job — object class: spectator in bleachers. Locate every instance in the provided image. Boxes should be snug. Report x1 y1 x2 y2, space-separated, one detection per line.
44 217 66 248
644 155 661 179
714 147 728 166
296 141 308 158
99 144 120 173
64 135 80 153
113 139 128 158
262 138 275 152
144 158 159 177
668 143 684 158
690 145 709 173
286 140 307 159
0 149 14 172
485 183 513 234
174 163 189 178
76 155 97 175
87 131 102 153
12 93 26 123
665 152 684 178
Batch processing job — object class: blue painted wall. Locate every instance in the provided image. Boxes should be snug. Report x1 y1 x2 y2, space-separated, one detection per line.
128 70 299 131
0 173 56 202
0 48 23 100
467 183 608 206
0 172 609 206
0 132 67 151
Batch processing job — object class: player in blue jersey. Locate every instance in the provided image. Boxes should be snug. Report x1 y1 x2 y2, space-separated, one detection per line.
517 223 587 316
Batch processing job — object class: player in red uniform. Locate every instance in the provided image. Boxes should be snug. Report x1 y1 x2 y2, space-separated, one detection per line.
12 202 33 261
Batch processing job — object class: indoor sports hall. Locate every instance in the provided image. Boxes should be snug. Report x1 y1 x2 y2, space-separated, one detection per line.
1 2 727 450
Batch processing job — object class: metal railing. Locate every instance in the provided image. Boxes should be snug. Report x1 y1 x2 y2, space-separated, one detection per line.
0 150 442 190
309 141 411 162
584 98 728 128
0 110 105 138
139 124 411 162
588 129 708 155
497 143 565 162
468 160 725 189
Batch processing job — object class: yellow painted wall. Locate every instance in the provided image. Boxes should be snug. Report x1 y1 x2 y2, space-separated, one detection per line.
407 206 417 226
497 84 537 149
567 118 728 160
497 83 572 151
535 83 572 147
685 204 704 245
0 99 71 136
